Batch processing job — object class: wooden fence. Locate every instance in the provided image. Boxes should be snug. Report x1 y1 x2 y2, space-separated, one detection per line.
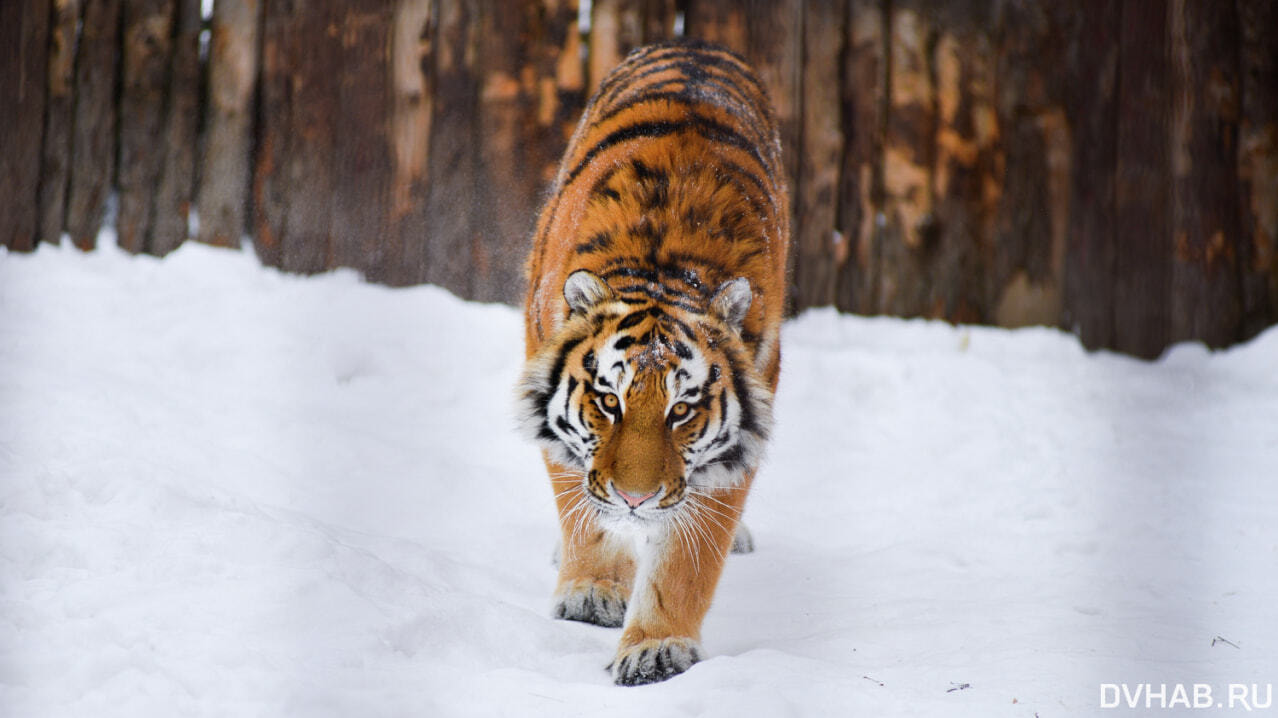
2 0 1276 359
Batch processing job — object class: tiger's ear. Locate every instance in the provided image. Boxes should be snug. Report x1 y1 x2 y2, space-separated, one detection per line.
563 270 614 315
710 277 752 332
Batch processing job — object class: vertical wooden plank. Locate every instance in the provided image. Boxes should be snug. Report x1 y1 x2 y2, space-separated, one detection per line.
588 0 675 95
876 1 934 316
384 0 435 286
1235 0 1278 340
1168 0 1243 347
537 0 584 172
472 0 532 303
1061 0 1119 351
65 0 122 250
150 0 202 255
283 1 341 273
253 0 294 269
834 0 885 315
926 2 998 323
792 0 845 310
117 0 176 254
468 0 583 303
0 0 51 251
200 0 263 249
37 0 82 247
380 0 431 284
254 0 340 273
989 1 1071 328
423 0 482 296
330 0 394 279
683 0 746 51
1112 0 1171 359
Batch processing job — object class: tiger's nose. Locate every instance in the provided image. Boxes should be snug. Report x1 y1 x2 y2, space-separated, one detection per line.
615 487 657 509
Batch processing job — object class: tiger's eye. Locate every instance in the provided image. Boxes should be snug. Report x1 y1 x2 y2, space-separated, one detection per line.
602 393 620 409
671 401 690 417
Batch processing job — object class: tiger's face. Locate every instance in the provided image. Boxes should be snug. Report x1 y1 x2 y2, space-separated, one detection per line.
518 270 771 525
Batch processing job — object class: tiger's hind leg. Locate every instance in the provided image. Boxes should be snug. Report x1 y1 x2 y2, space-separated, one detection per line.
547 460 636 628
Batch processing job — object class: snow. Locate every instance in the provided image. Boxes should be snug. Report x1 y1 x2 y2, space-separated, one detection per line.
2 233 1275 716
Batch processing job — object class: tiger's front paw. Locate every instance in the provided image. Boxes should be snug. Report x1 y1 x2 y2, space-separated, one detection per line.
553 579 628 627
611 637 702 686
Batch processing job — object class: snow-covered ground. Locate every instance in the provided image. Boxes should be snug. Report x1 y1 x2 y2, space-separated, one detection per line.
2 234 1275 717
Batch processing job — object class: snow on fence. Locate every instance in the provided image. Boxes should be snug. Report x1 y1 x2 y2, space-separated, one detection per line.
1 0 1276 359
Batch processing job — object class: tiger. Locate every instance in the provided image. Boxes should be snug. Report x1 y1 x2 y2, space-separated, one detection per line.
517 39 789 686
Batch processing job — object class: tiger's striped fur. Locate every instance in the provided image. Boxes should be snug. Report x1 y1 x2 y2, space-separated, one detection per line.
517 40 789 686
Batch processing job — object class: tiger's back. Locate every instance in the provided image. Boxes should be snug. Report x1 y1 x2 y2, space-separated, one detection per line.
525 40 789 382
518 41 790 686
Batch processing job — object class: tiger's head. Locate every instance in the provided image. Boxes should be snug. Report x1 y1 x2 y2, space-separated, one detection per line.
518 270 773 526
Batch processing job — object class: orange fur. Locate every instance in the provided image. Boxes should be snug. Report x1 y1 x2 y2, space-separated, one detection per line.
519 40 789 685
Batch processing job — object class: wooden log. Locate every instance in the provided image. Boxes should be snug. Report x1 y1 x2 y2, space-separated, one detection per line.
471 0 533 303
200 0 262 249
331 1 394 280
149 0 201 255
1061 0 1119 351
66 0 122 250
1112 0 1171 359
990 0 1070 328
834 0 885 315
1235 0 1278 340
876 2 934 316
422 0 482 297
925 5 998 324
384 0 435 287
536 0 584 173
253 0 293 269
37 0 82 247
588 0 676 95
469 0 582 303
117 0 176 254
254 0 340 273
0 0 51 251
792 0 845 310
1168 0 1243 347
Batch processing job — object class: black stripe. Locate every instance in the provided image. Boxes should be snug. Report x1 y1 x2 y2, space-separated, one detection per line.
564 116 770 189
544 336 584 415
596 76 766 143
617 311 648 330
727 350 758 434
672 317 697 341
613 285 704 314
712 158 777 217
715 444 745 470
555 416 583 439
604 266 660 283
595 44 686 104
574 230 613 255
589 166 622 202
602 49 764 107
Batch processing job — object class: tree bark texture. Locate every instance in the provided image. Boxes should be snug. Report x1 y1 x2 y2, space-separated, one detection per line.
0 0 51 251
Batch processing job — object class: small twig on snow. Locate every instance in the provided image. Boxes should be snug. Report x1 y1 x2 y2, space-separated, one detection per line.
1211 635 1240 649
946 682 972 693
862 675 884 687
